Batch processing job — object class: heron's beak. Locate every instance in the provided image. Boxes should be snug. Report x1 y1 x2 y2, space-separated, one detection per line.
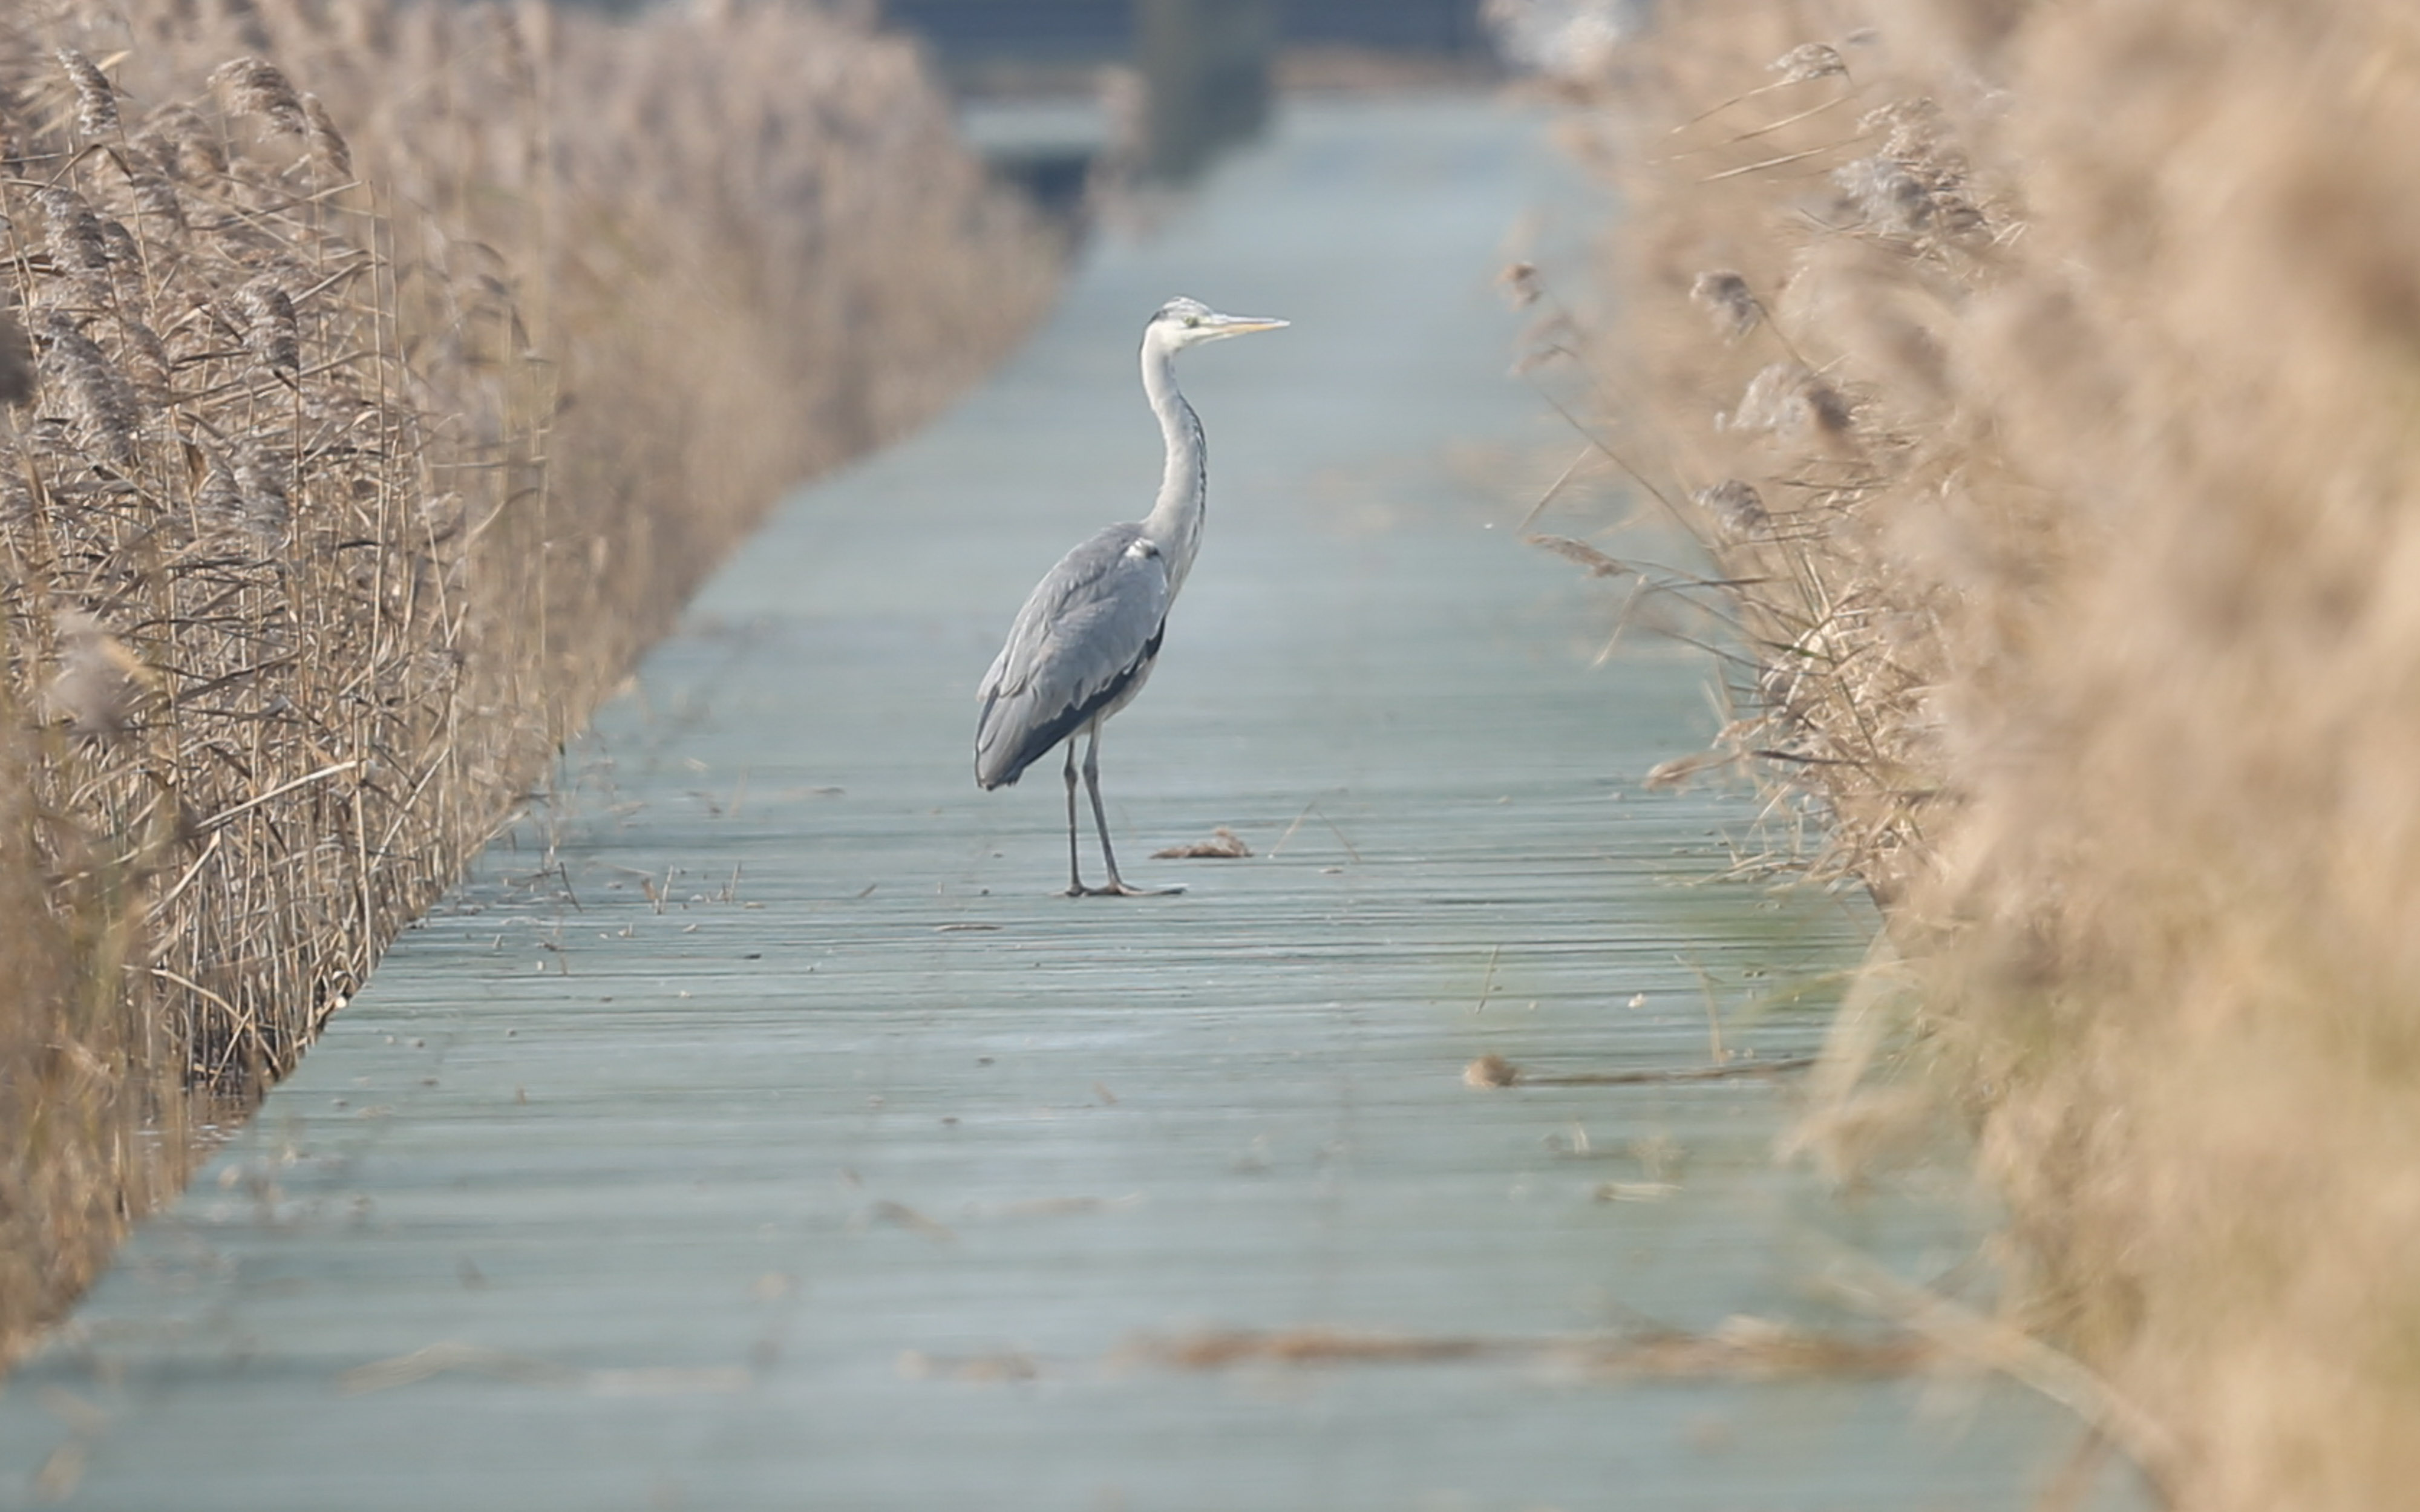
1207 314 1289 338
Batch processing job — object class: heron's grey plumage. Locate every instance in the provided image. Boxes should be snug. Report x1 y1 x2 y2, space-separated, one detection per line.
975 525 1168 790
976 296 1287 895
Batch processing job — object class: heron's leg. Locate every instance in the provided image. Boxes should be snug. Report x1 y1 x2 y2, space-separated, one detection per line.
1080 724 1182 897
1061 739 1087 897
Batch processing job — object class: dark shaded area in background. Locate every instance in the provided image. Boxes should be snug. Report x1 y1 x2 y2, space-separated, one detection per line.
881 0 1491 57
1136 0 1273 180
891 0 1492 180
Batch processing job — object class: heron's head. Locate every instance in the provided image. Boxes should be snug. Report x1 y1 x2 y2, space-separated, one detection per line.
1148 295 1289 351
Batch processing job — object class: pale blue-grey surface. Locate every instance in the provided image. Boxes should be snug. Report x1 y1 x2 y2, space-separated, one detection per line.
0 96 2145 1512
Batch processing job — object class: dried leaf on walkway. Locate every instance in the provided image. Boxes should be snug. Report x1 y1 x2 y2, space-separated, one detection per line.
1595 1181 1682 1202
1464 1053 1522 1088
1151 826 1251 859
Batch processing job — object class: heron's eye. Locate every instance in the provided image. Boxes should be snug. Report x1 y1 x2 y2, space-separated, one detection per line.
1184 315 1200 328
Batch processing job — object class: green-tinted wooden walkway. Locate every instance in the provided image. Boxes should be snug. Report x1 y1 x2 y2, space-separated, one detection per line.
0 96 2142 1511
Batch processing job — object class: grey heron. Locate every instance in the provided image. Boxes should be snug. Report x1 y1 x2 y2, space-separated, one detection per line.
976 296 1288 895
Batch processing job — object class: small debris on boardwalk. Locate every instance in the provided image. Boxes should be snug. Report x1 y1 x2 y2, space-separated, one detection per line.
1465 1054 1521 1088
1151 826 1251 859
339 1342 750 1396
1117 1319 1933 1379
897 1349 1038 1384
978 1194 1142 1220
1129 1327 1491 1369
1595 1181 1682 1202
1464 1053 1819 1088
863 1200 957 1245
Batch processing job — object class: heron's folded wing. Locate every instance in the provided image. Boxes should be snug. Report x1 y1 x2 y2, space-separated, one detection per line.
976 526 1169 786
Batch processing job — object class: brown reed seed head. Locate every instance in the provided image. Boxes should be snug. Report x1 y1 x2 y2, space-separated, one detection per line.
209 56 307 136
56 48 118 137
236 279 301 376
194 453 245 535
37 187 111 279
1831 156 1937 237
1690 270 1762 339
1692 479 1768 538
299 94 352 178
231 440 292 542
36 311 140 465
1769 41 1846 83
1724 362 1851 440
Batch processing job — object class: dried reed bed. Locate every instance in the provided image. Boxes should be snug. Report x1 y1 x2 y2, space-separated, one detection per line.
0 2 1055 1360
1531 1 2420 1504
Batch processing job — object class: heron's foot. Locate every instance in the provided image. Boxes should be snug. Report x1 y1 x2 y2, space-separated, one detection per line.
1074 880 1185 897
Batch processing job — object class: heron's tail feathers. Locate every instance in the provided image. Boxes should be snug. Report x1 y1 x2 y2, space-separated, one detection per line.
976 690 1047 790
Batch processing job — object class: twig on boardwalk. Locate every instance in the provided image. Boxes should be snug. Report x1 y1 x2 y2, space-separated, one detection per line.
340 1341 751 1396
1120 1318 1928 1379
1463 1054 1816 1088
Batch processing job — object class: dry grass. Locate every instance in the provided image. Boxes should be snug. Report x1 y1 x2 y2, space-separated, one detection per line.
1525 0 2420 1505
0 0 1055 1361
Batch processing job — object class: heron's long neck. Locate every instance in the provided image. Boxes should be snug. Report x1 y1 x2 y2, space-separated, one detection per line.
1140 338 1207 601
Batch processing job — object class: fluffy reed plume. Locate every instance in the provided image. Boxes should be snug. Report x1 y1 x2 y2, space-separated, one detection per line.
1534 0 2420 1504
43 611 152 740
208 55 308 136
298 93 348 177
55 47 114 136
1690 269 1762 339
0 1 1056 1364
35 311 140 466
1769 40 1845 83
36 187 111 280
1690 479 1767 540
232 277 299 376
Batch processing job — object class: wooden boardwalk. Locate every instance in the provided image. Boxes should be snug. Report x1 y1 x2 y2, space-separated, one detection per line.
0 97 2142 1511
